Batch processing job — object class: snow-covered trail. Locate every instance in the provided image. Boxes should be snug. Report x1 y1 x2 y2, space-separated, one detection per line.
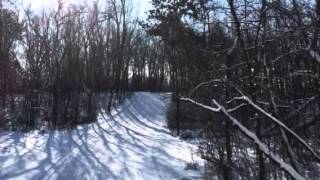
0 92 203 180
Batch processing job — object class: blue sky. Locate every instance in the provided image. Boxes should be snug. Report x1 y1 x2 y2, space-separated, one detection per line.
20 0 152 18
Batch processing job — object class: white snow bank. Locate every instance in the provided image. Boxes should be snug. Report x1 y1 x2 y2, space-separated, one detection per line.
0 92 203 180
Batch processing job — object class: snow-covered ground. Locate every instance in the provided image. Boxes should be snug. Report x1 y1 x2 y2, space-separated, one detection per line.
0 92 203 180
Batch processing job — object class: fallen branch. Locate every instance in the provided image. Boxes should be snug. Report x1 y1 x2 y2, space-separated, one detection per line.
233 89 320 162
181 97 305 180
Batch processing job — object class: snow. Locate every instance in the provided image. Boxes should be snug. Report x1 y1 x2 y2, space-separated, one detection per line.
0 92 203 180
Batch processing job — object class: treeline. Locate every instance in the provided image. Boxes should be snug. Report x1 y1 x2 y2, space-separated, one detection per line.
142 0 320 179
0 0 171 129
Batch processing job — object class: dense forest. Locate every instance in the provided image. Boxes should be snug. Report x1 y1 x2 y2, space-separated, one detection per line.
1 0 320 179
0 0 171 129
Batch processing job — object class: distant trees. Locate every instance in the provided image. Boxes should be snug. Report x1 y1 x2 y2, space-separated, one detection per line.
0 0 170 129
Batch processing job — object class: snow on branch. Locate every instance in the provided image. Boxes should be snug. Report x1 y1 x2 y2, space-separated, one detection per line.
180 97 305 180
226 96 244 104
188 79 223 97
180 98 221 113
234 89 320 162
180 98 246 113
226 103 247 113
227 37 238 56
308 49 320 64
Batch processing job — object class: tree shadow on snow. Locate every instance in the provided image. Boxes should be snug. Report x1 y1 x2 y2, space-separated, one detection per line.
0 93 196 180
